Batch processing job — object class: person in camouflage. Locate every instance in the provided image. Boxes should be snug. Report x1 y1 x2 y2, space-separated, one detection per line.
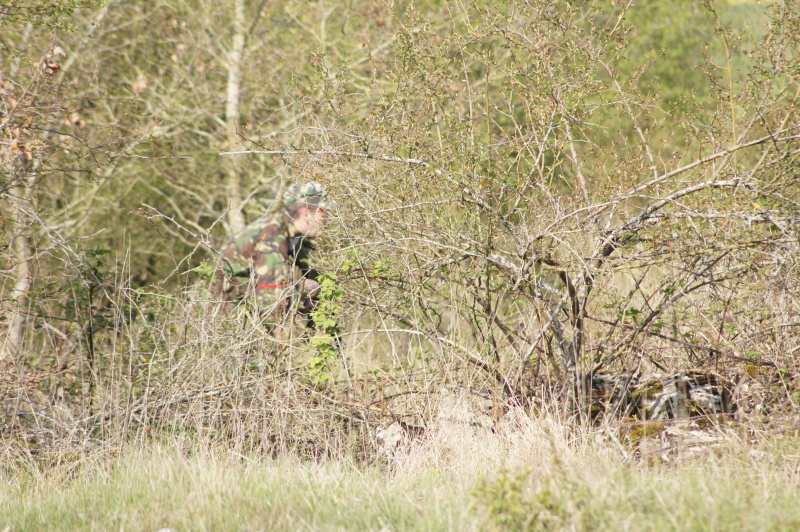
209 182 332 323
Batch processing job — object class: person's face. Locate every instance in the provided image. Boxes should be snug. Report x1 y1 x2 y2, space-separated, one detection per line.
293 206 327 237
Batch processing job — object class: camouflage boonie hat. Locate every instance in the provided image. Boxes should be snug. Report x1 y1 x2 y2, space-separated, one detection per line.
283 181 335 211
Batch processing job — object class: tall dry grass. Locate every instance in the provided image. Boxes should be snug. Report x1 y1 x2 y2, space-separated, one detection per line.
2 409 800 530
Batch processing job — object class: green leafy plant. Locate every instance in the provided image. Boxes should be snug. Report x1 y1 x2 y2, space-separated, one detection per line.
308 272 343 386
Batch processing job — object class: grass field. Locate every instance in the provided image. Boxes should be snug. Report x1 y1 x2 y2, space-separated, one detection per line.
3 413 800 531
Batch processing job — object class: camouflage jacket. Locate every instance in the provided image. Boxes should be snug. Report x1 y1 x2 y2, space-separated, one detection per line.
210 211 317 306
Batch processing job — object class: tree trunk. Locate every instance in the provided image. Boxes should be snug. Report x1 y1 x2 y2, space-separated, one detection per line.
224 0 247 235
3 183 32 360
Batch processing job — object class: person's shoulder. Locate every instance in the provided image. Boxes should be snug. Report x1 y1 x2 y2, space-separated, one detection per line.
230 222 261 245
250 212 292 238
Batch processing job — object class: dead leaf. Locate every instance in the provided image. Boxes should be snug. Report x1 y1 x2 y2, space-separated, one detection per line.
44 60 61 75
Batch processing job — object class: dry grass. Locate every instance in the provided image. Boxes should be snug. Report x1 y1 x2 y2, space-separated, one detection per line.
2 284 799 530
3 411 800 531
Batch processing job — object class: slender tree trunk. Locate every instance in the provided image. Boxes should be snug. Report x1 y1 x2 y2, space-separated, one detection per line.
4 183 32 360
225 0 247 235
1 24 34 361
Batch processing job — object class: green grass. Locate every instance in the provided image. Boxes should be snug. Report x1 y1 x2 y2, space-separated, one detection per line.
1 446 473 531
3 416 800 531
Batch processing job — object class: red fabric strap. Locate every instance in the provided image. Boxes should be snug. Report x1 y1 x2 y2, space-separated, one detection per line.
257 283 288 290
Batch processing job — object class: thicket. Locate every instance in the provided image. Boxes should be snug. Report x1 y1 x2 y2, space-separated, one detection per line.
1 0 799 465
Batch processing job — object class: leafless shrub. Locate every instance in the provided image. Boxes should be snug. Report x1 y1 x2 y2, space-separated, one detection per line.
2 0 799 467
